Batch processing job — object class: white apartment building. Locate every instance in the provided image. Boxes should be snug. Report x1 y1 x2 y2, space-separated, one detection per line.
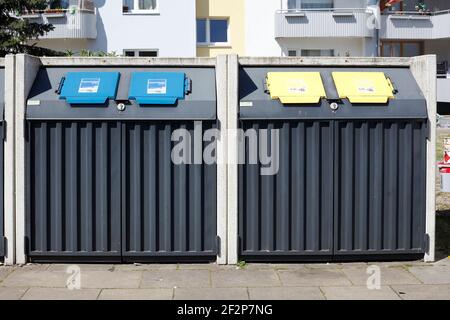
26 0 196 57
21 0 450 106
245 0 450 105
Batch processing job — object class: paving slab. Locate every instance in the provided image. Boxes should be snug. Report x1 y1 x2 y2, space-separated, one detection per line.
21 287 100 300
433 257 450 266
141 270 211 289
99 288 173 300
80 271 142 289
114 264 178 272
321 286 400 300
174 288 248 300
248 287 324 300
375 260 427 268
0 267 15 282
278 269 352 287
392 284 450 300
17 264 50 271
342 265 421 285
0 287 28 300
177 264 235 271
47 264 115 272
407 266 450 284
212 270 281 288
1 270 68 288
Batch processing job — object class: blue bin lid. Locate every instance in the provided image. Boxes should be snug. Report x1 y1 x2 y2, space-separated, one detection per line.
59 72 120 104
128 72 188 105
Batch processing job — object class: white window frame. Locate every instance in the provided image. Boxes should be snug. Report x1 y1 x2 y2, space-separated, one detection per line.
123 0 159 15
197 18 230 47
123 49 159 57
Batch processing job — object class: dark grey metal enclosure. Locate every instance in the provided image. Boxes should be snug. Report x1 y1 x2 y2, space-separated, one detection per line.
25 67 218 262
238 67 428 261
0 67 5 259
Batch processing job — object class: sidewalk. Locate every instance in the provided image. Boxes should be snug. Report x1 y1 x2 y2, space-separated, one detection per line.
0 258 449 300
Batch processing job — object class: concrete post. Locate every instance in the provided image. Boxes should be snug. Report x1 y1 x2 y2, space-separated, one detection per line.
227 54 239 265
411 55 437 263
216 55 228 265
15 54 41 265
4 55 16 265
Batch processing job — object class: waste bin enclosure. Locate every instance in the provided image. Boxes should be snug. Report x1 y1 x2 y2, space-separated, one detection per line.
25 66 217 262
0 65 5 260
238 66 428 261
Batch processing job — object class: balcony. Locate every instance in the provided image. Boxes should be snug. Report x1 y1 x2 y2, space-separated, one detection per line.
275 8 375 38
21 0 97 40
381 10 450 40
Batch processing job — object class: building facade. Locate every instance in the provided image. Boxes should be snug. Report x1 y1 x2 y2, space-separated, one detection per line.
22 0 450 104
28 0 197 57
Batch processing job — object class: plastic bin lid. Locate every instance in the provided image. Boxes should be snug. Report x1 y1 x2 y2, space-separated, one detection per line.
332 72 395 104
266 72 327 104
128 72 187 105
59 72 120 105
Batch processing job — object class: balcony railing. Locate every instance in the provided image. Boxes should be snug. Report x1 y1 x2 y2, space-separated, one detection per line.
381 10 450 40
21 0 97 40
275 8 375 38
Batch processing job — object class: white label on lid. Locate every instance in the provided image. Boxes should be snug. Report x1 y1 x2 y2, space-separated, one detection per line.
27 100 41 106
287 79 308 94
240 101 253 107
78 78 100 93
147 79 167 95
356 80 376 94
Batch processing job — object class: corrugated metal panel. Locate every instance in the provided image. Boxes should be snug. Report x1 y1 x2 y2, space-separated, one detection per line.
0 122 4 258
335 120 427 255
123 121 217 259
26 121 122 258
380 13 450 40
275 11 374 38
27 11 97 40
239 121 334 257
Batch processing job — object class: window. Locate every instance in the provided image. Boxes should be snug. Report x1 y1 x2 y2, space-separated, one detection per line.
381 41 423 57
301 49 334 57
48 0 71 9
124 49 159 57
287 49 334 57
123 0 157 14
196 18 229 45
288 0 334 10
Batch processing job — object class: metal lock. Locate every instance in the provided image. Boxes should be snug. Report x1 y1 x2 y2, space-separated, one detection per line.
330 102 339 111
117 103 126 112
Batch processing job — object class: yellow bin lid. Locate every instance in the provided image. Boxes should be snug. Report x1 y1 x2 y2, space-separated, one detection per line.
266 72 327 104
332 72 395 103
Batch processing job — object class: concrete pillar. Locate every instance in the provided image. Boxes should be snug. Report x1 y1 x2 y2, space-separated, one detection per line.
14 54 41 265
216 55 228 265
411 55 437 263
3 55 16 265
227 54 239 265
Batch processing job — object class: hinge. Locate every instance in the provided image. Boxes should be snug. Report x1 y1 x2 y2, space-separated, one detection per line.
3 237 7 257
425 119 431 141
24 236 29 254
23 119 28 141
1 121 6 141
424 233 430 253
216 236 221 257
238 235 242 254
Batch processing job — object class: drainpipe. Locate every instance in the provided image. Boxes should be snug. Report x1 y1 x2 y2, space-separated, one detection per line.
367 1 382 57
